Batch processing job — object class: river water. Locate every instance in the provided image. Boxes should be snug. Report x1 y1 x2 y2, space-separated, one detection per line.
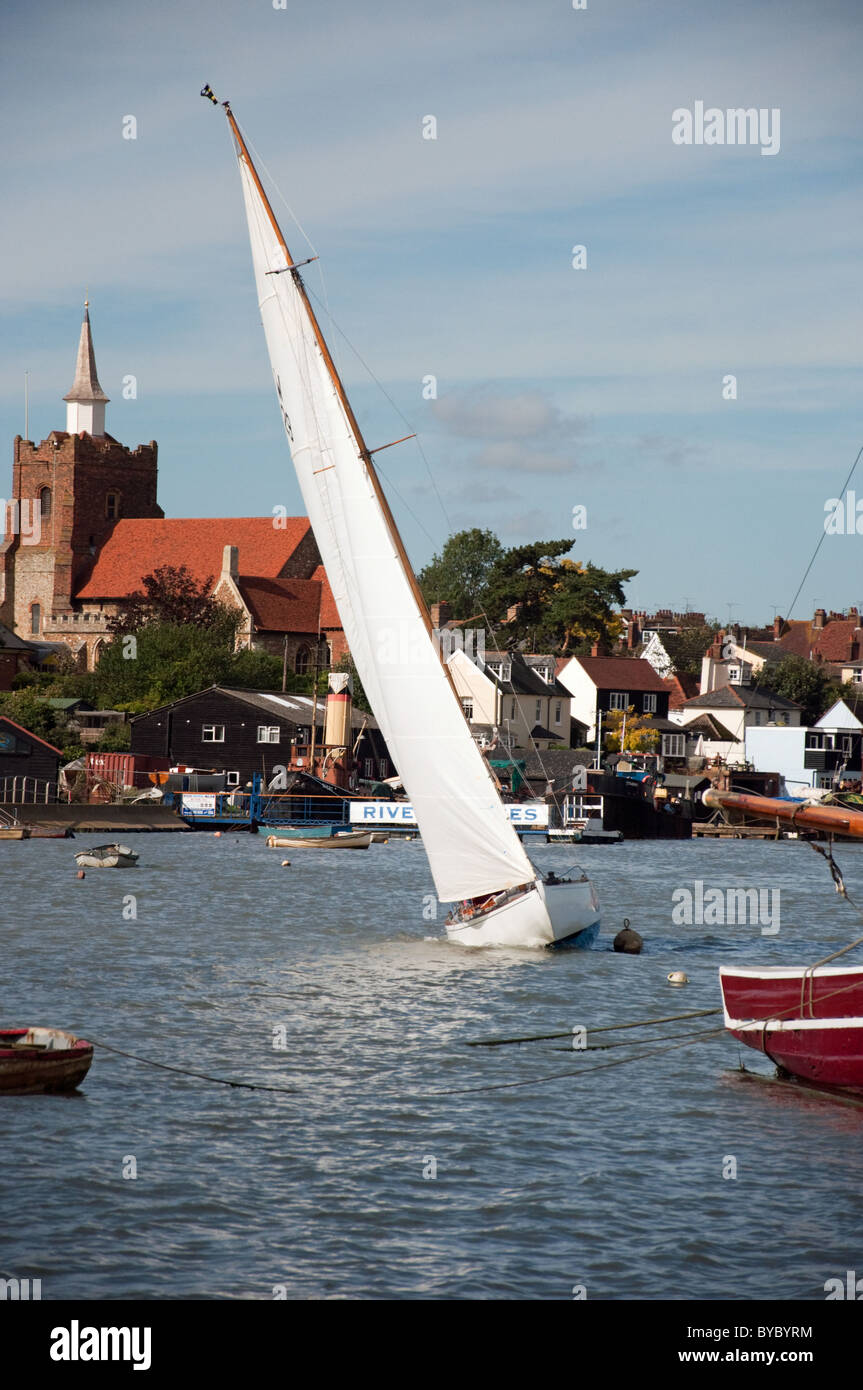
2 832 862 1300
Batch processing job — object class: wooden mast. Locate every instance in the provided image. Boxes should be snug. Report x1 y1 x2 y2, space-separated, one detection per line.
223 104 436 644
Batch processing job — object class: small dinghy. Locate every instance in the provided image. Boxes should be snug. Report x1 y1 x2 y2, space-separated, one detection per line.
74 843 139 868
0 1027 94 1095
266 830 371 849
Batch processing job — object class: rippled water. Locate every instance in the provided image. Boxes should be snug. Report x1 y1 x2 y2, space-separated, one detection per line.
2 832 863 1300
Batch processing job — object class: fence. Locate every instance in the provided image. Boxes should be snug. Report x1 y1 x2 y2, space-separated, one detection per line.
0 776 58 804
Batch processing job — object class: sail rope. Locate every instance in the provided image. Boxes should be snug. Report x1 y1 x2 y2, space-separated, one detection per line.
776 440 863 636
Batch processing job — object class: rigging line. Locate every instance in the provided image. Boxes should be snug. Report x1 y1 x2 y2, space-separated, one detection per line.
779 440 863 634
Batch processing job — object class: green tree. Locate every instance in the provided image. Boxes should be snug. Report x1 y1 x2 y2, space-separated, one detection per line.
95 721 132 752
108 564 233 636
485 539 636 652
94 623 239 710
662 623 721 677
754 656 851 725
418 528 504 620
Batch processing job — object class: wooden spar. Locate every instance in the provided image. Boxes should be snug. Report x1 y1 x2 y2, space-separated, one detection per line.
702 787 863 840
223 105 435 644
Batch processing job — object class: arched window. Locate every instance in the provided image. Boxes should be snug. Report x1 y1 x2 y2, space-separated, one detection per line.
106 492 120 521
39 487 52 522
30 602 40 635
295 646 311 675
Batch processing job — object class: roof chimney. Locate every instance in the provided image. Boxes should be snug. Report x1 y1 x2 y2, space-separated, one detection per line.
813 607 826 630
221 545 239 579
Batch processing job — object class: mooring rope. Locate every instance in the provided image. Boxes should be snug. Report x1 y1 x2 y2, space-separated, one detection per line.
465 1007 721 1048
89 1038 296 1095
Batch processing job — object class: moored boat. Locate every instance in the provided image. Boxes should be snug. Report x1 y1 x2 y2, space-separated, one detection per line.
0 826 30 840
266 830 371 849
0 1027 94 1095
720 964 863 1091
74 843 139 868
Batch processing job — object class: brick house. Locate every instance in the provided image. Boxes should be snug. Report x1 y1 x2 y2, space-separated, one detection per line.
0 305 347 672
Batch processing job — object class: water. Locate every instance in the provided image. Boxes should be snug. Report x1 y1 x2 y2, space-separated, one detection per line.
2 832 863 1300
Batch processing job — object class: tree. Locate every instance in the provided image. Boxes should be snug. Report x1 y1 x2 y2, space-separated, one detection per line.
94 623 240 710
662 623 721 677
95 721 132 752
754 656 852 725
603 706 659 754
485 539 636 652
108 565 235 636
418 529 504 620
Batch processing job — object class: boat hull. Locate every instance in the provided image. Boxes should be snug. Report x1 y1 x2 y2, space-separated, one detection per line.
0 1028 94 1096
720 965 863 1091
445 877 600 949
74 843 139 868
266 831 371 849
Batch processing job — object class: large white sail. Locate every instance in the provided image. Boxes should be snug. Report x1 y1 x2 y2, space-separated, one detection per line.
233 136 535 902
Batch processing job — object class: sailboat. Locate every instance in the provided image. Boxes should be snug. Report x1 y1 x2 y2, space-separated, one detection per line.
206 89 600 949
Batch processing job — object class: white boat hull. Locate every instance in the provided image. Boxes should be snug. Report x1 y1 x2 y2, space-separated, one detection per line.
444 878 600 949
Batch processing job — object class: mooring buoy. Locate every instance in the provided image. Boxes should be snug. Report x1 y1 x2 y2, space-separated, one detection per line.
667 970 689 986
613 918 643 954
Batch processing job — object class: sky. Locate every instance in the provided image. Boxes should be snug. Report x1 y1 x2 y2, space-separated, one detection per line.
1 0 861 626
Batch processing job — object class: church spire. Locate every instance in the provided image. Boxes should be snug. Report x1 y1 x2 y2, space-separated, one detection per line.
63 301 109 436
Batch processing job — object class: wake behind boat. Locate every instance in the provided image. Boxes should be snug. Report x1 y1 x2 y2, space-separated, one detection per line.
209 88 600 949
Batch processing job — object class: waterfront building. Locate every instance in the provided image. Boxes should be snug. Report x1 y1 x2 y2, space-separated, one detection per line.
0 306 346 673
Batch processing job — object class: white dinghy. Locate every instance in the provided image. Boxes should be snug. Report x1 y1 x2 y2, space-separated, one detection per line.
209 90 599 949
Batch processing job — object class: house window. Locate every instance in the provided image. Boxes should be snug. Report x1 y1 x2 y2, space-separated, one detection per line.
753 711 761 725
554 700 562 724
295 646 311 675
488 660 511 682
609 691 627 711
379 759 389 779
535 666 552 683
461 697 474 721
106 492 120 521
854 671 863 684
662 734 685 757
510 699 517 719
39 487 52 522
30 602 40 634
257 726 280 743
535 699 542 723
643 693 657 714
202 724 225 742
364 759 374 778
728 665 742 684
226 771 240 787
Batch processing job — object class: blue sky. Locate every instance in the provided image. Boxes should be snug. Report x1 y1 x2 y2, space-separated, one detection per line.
2 0 861 624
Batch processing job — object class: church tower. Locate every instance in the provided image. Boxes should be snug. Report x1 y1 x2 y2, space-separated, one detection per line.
0 304 163 663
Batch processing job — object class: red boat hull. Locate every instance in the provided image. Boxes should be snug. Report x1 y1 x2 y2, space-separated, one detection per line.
720 966 863 1091
0 1029 94 1096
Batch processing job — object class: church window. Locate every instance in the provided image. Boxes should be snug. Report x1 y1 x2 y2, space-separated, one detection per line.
295 646 311 675
106 492 120 521
39 487 52 522
30 603 40 634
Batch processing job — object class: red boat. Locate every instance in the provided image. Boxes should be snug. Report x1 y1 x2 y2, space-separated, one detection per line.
720 965 863 1090
0 1027 94 1095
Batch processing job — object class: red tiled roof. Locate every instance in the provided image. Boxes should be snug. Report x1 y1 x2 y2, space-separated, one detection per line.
664 673 700 709
811 620 862 663
310 564 341 629
773 620 814 659
75 518 312 599
0 715 63 756
237 576 322 634
575 656 669 692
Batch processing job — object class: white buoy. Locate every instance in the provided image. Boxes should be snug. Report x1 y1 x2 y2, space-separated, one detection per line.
667 970 689 986
281 859 291 867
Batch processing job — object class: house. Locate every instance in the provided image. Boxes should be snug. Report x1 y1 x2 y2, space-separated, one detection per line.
672 686 803 766
618 608 707 654
556 653 671 743
130 685 391 789
701 609 863 693
0 621 35 690
745 699 863 794
449 649 582 750
0 717 62 801
0 306 347 674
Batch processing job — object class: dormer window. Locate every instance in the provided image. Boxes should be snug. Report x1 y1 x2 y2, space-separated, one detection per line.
727 665 742 684
106 492 120 521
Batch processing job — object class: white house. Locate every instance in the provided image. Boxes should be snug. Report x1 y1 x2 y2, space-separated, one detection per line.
449 649 577 750
673 685 803 767
745 699 863 794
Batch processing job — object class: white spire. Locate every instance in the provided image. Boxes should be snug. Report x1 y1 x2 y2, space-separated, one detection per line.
63 301 109 436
